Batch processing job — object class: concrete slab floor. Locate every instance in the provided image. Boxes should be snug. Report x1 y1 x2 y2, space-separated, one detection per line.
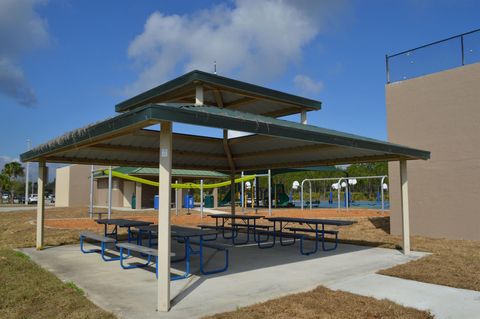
328 273 480 319
23 236 427 319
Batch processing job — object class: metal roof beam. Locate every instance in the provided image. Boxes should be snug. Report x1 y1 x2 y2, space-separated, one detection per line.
233 144 336 160
223 129 236 172
44 156 231 171
240 155 406 171
88 144 226 160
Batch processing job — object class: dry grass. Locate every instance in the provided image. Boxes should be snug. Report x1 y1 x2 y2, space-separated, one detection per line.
0 249 115 319
204 286 433 319
0 207 148 319
326 217 480 292
0 207 159 249
378 236 480 291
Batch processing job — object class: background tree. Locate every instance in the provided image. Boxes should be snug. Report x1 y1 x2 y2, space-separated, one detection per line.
1 162 25 204
0 173 11 201
45 178 56 195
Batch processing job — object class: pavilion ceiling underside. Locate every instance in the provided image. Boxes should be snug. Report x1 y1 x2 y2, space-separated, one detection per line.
44 129 402 172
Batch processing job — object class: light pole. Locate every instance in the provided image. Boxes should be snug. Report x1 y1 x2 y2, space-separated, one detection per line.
25 138 30 205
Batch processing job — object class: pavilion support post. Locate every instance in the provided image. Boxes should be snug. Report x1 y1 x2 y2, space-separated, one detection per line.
175 180 179 216
200 179 204 218
230 173 236 215
177 178 183 209
255 177 259 208
36 161 46 250
301 110 307 124
89 165 94 219
223 128 236 215
135 182 142 210
158 121 172 312
213 187 218 208
400 160 410 255
241 171 244 212
107 166 112 219
381 176 386 214
268 169 272 216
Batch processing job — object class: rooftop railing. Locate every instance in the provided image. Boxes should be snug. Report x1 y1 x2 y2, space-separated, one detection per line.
386 28 480 83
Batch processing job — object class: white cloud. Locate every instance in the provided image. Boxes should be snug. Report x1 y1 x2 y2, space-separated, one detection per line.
124 0 346 96
293 74 324 95
0 0 49 107
0 58 37 106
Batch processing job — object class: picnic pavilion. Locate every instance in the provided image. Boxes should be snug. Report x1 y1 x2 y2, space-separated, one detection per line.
20 70 430 312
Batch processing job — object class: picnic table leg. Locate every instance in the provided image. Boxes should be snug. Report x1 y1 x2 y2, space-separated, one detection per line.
199 235 229 275
321 224 338 251
119 247 151 269
172 238 188 263
100 241 121 262
299 224 318 255
219 217 237 240
80 235 100 254
232 219 249 245
258 221 276 249
253 219 271 244
172 237 191 280
280 221 296 246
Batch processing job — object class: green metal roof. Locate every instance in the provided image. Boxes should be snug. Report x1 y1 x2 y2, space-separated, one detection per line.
20 103 429 170
94 167 228 178
115 70 322 116
249 166 345 176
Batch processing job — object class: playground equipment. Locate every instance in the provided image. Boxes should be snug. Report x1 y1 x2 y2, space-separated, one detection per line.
96 168 256 218
301 177 345 211
301 175 388 212
238 170 293 214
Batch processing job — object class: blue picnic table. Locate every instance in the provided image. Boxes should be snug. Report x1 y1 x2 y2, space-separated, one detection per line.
202 214 269 245
96 218 152 241
134 225 228 279
258 217 355 255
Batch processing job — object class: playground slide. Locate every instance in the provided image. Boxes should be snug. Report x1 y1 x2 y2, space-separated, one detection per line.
276 192 291 207
218 190 231 206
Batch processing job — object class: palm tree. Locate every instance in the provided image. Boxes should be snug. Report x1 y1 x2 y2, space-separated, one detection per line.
2 162 24 204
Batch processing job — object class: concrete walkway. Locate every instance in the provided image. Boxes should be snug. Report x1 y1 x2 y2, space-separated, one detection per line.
192 207 226 215
328 273 480 319
22 236 433 319
0 205 54 212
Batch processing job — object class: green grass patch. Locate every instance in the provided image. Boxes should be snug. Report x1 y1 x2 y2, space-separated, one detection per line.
66 281 85 296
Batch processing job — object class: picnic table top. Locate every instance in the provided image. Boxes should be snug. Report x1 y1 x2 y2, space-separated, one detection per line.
96 218 153 227
265 216 355 226
134 225 218 238
208 214 264 220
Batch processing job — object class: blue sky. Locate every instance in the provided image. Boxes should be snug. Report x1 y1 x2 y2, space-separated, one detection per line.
1 0 479 176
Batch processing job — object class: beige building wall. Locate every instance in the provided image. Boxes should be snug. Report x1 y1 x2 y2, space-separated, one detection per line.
55 164 92 207
123 181 135 207
55 166 70 207
387 63 480 240
95 177 126 208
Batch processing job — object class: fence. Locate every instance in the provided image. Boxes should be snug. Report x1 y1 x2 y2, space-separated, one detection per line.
386 28 480 83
